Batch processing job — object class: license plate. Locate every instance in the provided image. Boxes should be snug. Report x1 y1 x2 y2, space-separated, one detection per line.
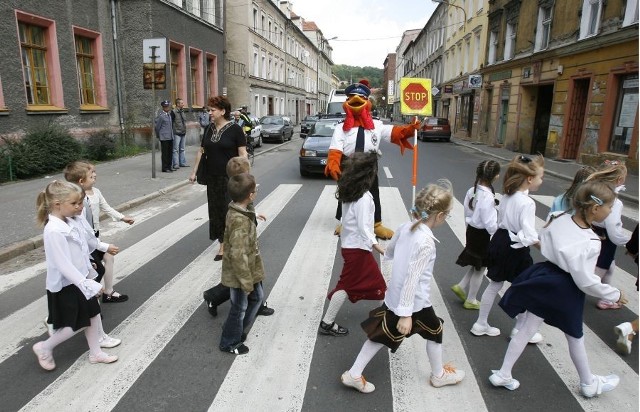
320 159 327 165
433 127 443 130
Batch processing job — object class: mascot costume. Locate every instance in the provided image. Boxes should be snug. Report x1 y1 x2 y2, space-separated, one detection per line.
325 80 418 239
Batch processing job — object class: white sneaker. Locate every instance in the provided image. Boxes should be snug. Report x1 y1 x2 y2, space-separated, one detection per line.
614 322 634 355
430 364 465 388
489 370 520 390
341 371 375 393
471 322 500 337
580 374 619 398
89 351 118 364
43 317 55 337
510 328 543 344
99 334 122 349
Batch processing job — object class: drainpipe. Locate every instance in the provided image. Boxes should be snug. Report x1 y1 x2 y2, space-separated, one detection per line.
110 0 125 137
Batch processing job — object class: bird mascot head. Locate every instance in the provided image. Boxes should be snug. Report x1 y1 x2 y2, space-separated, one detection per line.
343 79 375 131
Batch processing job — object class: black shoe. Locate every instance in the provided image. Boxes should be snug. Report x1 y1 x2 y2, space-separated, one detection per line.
257 303 275 316
162 169 173 173
241 332 247 342
318 321 349 336
172 167 179 171
220 343 249 355
207 301 218 317
102 291 129 303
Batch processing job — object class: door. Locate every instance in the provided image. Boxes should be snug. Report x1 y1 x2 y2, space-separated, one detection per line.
530 85 554 155
497 99 508 144
268 97 274 115
563 79 589 159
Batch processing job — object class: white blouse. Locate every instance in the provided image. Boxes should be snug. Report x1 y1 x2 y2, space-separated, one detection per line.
463 185 498 235
340 191 378 251
329 119 394 155
591 198 630 246
383 222 437 316
87 187 124 232
497 190 539 248
541 214 620 302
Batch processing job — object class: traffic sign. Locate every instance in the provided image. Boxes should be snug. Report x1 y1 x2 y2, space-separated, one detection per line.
400 78 432 116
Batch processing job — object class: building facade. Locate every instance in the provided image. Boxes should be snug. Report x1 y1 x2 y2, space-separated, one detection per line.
0 0 225 144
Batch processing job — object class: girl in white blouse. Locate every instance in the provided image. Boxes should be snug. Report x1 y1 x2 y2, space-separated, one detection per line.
341 180 465 393
490 180 626 397
32 181 120 371
452 160 501 310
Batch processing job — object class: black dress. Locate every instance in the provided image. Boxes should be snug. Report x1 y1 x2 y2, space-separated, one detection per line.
486 228 533 283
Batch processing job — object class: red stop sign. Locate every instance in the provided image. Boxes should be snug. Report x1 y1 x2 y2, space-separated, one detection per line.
403 82 429 110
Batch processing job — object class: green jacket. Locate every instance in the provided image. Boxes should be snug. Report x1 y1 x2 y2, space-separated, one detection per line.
221 202 265 292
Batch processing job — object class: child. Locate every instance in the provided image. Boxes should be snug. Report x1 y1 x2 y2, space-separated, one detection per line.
585 161 631 309
490 180 626 397
341 180 465 393
547 166 595 218
471 155 544 343
219 173 264 355
33 181 120 370
202 156 273 317
451 160 501 310
613 223 638 355
319 152 386 337
64 161 132 303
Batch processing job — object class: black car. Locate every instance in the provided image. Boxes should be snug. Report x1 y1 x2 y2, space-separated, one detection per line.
300 115 319 137
299 120 339 176
260 116 294 143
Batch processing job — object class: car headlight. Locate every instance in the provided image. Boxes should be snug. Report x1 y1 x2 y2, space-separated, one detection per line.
300 149 317 157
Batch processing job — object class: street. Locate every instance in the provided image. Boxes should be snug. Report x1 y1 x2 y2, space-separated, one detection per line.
0 137 638 412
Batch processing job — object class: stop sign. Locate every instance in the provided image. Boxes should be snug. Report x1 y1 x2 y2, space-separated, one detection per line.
403 82 429 110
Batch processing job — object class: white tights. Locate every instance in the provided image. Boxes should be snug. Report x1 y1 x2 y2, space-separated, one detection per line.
457 267 485 302
349 339 444 378
595 262 615 285
103 253 115 295
476 280 503 326
322 290 347 325
497 311 593 384
41 315 103 356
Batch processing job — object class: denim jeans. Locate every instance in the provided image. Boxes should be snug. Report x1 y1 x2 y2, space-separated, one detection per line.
219 282 264 350
172 133 186 167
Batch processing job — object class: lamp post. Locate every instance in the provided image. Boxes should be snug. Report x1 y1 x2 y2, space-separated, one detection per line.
317 36 337 114
432 0 467 28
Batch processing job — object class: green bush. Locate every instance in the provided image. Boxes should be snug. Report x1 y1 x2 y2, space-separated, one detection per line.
85 129 117 161
8 125 83 179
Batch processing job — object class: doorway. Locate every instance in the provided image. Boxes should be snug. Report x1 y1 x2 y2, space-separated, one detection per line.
563 78 590 159
530 85 554 155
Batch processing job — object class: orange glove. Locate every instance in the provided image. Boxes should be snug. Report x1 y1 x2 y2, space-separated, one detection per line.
325 149 343 180
390 119 419 155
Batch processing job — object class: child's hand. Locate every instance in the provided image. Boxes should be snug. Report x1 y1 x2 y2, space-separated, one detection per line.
122 216 135 225
397 317 412 335
374 244 385 255
107 245 120 255
257 213 267 222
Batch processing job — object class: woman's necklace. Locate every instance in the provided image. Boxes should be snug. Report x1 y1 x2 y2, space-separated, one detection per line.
210 120 232 143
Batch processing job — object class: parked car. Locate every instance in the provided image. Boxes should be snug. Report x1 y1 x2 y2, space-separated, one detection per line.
248 115 262 147
418 117 451 141
299 119 339 177
260 115 294 143
300 115 319 137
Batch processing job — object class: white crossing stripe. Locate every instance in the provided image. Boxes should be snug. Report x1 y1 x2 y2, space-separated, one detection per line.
19 184 302 411
531 194 639 224
383 166 393 179
209 185 339 411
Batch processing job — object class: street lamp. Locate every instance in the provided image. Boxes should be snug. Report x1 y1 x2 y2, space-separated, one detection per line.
317 36 337 114
432 0 467 28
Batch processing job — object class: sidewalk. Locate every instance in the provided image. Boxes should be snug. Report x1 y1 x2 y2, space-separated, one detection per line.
0 137 637 264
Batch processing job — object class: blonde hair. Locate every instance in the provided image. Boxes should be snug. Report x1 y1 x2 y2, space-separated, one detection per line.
226 156 251 177
63 160 94 184
411 179 453 231
586 161 627 185
502 155 545 195
35 181 84 227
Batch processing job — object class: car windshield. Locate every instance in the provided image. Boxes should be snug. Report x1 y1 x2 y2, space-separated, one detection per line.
305 116 319 122
311 123 336 137
262 117 283 125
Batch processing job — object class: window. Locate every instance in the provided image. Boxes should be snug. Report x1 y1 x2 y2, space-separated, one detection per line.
253 7 258 30
473 32 480 69
203 0 215 24
253 49 259 76
623 0 639 26
74 34 105 108
205 54 217 97
579 0 603 39
535 7 552 51
261 54 266 78
488 30 498 64
169 44 186 105
0 76 6 110
464 39 470 73
609 74 638 154
19 23 50 105
190 50 203 107
185 0 200 17
504 23 516 60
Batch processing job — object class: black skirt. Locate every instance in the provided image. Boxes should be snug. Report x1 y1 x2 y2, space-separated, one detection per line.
499 261 585 338
46 284 101 331
592 226 616 270
456 225 491 270
486 228 533 283
206 175 230 243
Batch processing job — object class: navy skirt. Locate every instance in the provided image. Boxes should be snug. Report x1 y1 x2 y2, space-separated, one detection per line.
592 226 616 270
486 228 533 283
46 284 101 331
499 261 585 338
456 225 491 270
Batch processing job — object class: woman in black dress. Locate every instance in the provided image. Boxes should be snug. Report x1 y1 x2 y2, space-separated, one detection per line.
189 96 247 259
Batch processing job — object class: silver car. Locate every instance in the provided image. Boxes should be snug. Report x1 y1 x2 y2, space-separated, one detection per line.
260 116 294 143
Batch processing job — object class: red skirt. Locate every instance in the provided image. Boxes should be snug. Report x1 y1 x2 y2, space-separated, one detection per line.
328 248 387 303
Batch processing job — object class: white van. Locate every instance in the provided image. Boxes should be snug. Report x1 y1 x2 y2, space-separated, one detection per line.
326 89 347 116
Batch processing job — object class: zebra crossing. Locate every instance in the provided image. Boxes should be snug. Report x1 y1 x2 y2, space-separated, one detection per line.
1 183 638 411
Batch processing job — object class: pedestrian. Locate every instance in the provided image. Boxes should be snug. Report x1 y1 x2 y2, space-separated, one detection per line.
64 161 134 303
613 223 638 355
203 156 274 317
471 155 545 343
239 106 253 137
318 152 387 337
171 97 189 169
341 180 465 393
219 173 263 355
585 160 631 309
33 180 120 371
547 166 595 218
188 96 247 261
155 100 175 172
491 180 626 397
451 160 501 310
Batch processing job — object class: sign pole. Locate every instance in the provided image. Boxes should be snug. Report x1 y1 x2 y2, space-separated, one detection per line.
412 118 418 206
150 46 158 179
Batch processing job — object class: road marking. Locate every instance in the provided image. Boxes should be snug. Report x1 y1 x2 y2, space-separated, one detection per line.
209 185 339 411
383 166 393 179
19 184 302 412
